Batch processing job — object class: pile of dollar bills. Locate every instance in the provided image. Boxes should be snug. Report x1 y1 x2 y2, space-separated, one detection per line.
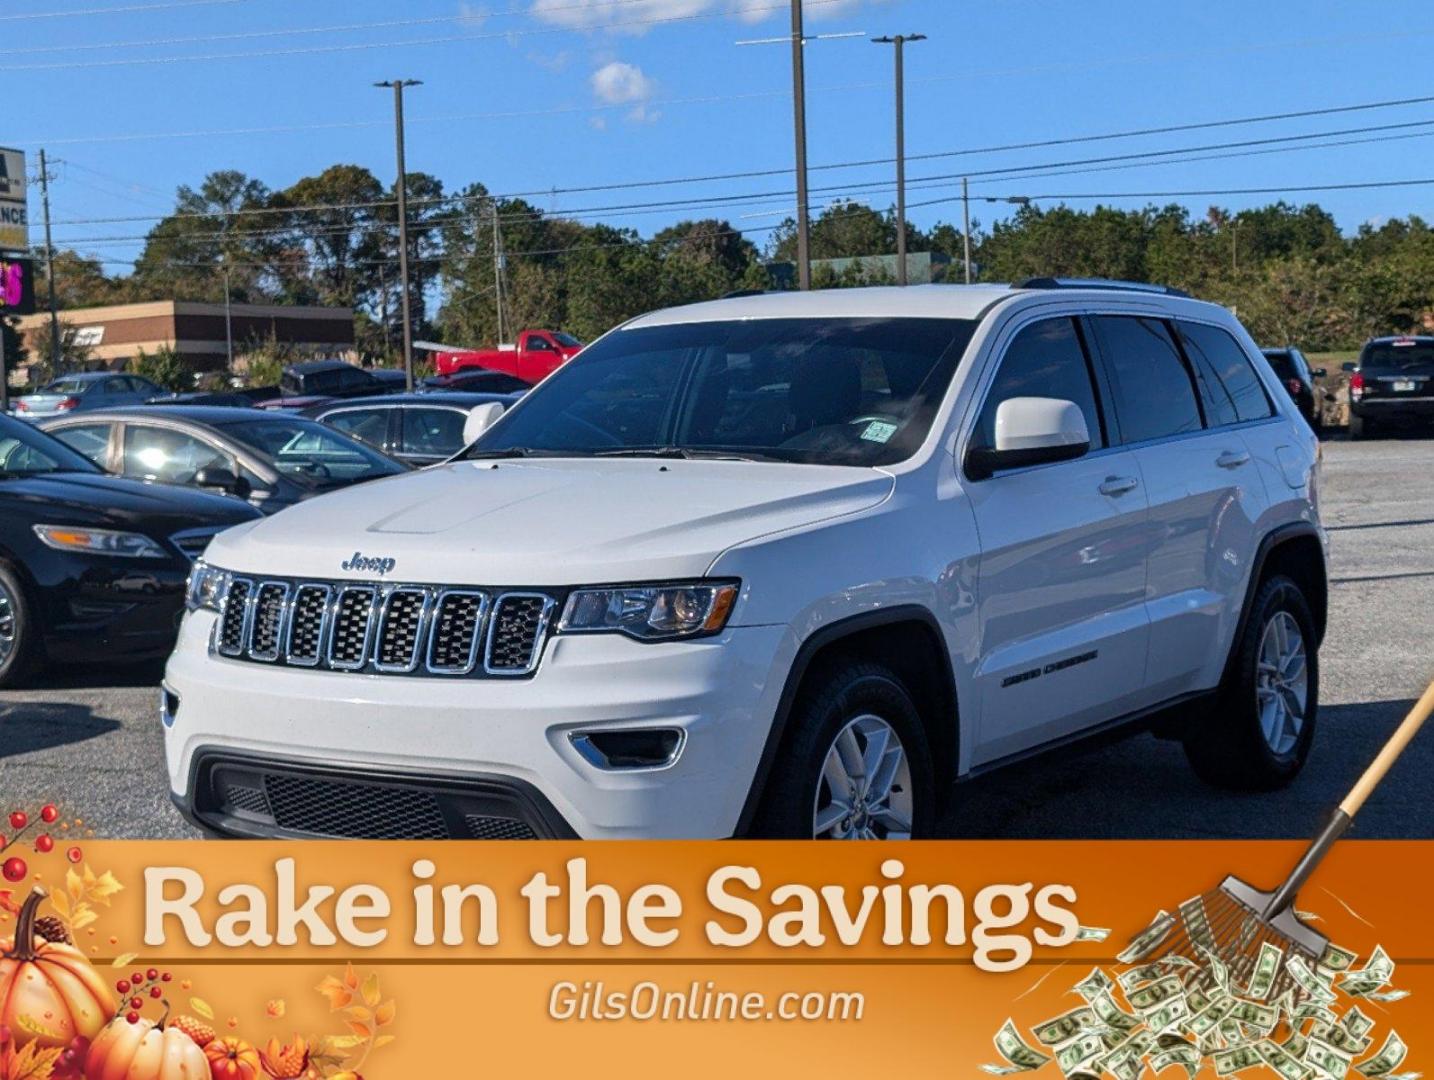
983 902 1414 1080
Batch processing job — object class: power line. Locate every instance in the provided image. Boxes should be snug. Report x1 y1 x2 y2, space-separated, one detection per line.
0 0 247 20
2 0 673 55
907 177 1434 211
0 0 846 72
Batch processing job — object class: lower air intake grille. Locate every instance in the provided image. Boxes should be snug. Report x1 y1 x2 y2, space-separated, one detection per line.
222 783 270 817
263 775 449 840
463 814 538 840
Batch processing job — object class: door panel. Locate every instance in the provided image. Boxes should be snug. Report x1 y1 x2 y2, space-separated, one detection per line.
968 449 1153 763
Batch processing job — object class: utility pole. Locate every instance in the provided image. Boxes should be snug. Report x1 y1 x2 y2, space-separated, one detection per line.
962 178 972 284
1232 220 1239 273
790 0 811 290
218 212 234 369
491 200 506 344
37 150 60 371
872 34 925 286
376 78 422 390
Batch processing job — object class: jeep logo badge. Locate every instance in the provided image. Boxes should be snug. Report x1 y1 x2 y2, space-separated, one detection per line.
341 552 397 576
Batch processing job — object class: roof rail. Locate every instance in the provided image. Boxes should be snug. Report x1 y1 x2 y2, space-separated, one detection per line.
1014 276 1192 299
721 288 768 300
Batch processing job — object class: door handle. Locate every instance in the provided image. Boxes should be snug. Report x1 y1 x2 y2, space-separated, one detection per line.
1099 476 1139 497
1216 450 1251 469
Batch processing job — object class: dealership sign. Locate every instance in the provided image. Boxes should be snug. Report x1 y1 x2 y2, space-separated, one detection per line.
0 255 35 315
0 147 28 253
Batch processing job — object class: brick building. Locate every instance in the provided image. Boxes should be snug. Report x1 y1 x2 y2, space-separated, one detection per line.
14 300 354 377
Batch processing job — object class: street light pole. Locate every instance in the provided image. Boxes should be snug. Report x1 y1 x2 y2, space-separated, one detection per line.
37 150 60 371
376 78 422 390
872 34 925 286
962 177 972 284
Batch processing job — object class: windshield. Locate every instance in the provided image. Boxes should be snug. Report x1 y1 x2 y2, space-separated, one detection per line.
551 332 583 348
1362 340 1434 371
40 378 94 395
468 317 976 466
0 415 102 476
219 418 403 487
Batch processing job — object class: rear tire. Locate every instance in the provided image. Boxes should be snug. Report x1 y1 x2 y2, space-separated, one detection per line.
1184 574 1318 791
0 564 41 690
1348 414 1370 440
751 660 935 839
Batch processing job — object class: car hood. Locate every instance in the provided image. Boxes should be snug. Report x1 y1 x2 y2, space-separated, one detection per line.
206 457 894 584
0 472 259 530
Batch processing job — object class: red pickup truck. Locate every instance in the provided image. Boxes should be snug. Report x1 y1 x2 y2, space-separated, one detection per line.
433 329 583 383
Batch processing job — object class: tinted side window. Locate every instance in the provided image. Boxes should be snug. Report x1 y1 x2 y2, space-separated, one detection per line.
325 409 390 449
51 423 113 466
401 408 468 456
1093 316 1202 443
973 318 1105 452
1179 322 1273 425
122 425 231 484
527 336 555 352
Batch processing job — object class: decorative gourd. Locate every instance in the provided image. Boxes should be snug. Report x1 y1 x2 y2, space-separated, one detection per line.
0 888 115 1050
84 1012 209 1080
204 1036 262 1080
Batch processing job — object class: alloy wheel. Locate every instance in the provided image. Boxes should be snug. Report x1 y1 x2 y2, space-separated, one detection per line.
812 713 914 840
0 579 15 667
1256 610 1308 756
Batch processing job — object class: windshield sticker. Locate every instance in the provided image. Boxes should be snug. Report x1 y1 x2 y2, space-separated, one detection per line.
860 420 898 443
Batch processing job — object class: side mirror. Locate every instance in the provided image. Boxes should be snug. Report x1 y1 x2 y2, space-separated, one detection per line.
194 466 250 498
965 397 1091 481
463 402 507 445
1342 362 1358 374
1312 368 1327 379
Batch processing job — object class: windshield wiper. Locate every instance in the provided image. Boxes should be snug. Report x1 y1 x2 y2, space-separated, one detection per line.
593 447 784 463
464 447 541 460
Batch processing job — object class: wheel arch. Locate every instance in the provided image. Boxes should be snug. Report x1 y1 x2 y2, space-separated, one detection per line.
734 605 959 836
1226 522 1328 679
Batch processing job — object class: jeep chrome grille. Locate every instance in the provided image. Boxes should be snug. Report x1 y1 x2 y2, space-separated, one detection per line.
210 577 555 678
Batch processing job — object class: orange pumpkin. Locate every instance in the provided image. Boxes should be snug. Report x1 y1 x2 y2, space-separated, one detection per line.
204 1036 261 1080
0 888 115 1050
84 1015 208 1080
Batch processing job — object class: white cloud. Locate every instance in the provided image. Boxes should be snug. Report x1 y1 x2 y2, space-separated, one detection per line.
457 2 490 27
590 59 656 105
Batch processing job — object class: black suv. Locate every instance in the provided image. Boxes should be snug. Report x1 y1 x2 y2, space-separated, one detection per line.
1348 336 1434 439
1261 347 1326 435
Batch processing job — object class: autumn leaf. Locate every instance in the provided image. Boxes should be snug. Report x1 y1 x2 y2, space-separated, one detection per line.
342 1006 371 1025
111 952 138 968
373 1000 395 1027
373 1034 396 1049
342 963 359 990
344 1021 372 1040
47 891 69 920
70 908 98 931
265 999 286 1019
321 1035 365 1053
360 972 381 1008
190 997 215 1021
315 975 353 1011
2 1041 64 1080
0 890 20 917
86 869 124 905
65 869 83 905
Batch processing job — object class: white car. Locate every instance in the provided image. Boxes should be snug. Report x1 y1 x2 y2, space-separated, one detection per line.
164 280 1327 840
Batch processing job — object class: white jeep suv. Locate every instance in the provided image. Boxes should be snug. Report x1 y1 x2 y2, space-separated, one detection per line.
164 280 1327 840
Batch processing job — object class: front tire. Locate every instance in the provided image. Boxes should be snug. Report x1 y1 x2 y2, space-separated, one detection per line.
1184 574 1318 791
752 661 935 839
0 564 41 690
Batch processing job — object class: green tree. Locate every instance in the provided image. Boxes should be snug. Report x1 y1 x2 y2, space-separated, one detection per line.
131 344 191 392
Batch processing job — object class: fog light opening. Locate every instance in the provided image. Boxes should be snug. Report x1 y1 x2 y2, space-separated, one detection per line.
161 687 180 728
570 729 685 770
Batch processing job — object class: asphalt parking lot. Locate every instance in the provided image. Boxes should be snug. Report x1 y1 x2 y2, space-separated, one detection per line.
2 435 1432 840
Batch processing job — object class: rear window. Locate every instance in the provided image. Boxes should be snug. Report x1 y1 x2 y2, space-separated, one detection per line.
1361 340 1434 370
42 378 93 395
1262 350 1296 380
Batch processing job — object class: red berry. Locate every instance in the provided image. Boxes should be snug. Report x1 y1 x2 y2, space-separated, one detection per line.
66 846 82 864
0 835 7 849
116 980 130 994
35 834 54 853
129 997 143 1010
150 986 162 999
125 1012 139 1025
8 812 26 831
40 805 58 824
2 857 26 882
161 972 172 982
146 968 159 981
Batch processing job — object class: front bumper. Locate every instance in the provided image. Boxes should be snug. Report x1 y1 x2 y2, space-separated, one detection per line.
163 612 794 839
40 562 190 664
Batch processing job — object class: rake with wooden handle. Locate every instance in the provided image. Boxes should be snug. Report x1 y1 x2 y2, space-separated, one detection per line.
1147 679 1434 1000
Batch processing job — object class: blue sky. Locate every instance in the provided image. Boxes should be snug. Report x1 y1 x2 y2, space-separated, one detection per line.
8 0 1434 274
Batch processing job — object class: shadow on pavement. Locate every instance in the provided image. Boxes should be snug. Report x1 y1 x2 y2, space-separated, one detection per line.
935 698 1428 841
0 701 123 759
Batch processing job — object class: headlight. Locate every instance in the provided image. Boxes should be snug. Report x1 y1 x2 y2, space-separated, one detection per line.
558 581 739 641
185 561 230 613
32 524 167 560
